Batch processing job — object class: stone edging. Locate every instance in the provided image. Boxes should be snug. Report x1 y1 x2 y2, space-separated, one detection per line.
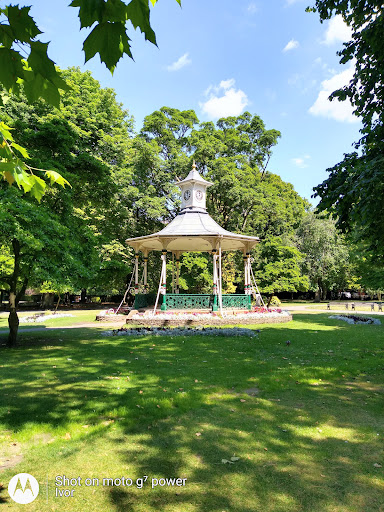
125 314 292 327
95 314 127 322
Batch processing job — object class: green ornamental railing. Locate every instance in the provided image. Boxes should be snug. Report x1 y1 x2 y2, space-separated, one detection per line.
133 293 157 309
134 293 252 311
160 293 251 311
166 294 212 310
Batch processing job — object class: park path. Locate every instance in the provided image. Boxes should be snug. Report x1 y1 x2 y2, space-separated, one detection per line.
284 304 384 315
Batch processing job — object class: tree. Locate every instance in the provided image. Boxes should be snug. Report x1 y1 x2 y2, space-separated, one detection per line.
309 1 384 260
1 67 134 345
296 211 356 300
0 189 95 346
253 238 309 296
0 0 180 198
137 108 309 295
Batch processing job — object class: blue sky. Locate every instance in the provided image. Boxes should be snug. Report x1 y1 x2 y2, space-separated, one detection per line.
20 0 362 204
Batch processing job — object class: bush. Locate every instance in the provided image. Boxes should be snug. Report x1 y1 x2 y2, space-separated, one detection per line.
269 296 281 307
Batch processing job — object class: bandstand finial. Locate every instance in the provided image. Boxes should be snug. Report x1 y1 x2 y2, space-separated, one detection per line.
192 160 196 170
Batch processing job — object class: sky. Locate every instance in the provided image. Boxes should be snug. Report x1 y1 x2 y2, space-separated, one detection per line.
17 0 362 205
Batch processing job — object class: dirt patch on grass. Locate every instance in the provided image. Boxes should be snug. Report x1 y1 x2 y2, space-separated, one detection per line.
0 442 23 472
244 387 260 396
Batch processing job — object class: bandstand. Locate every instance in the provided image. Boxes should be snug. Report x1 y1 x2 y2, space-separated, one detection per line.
126 163 261 316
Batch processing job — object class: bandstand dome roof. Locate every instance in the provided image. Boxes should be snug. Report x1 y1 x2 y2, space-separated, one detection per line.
126 164 259 253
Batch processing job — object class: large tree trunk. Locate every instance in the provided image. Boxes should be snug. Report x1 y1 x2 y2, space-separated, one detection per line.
7 239 28 348
7 291 19 348
80 288 87 303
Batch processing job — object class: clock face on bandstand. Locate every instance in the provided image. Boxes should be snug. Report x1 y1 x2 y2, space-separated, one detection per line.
195 189 203 202
183 189 191 201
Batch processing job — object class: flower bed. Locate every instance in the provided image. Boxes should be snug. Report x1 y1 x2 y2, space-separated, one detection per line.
126 310 291 326
20 313 74 323
109 326 259 337
329 314 381 325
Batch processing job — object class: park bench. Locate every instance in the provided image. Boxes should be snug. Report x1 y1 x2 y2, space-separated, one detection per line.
370 302 383 312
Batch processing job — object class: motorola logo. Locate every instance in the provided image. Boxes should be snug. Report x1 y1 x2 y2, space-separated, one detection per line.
8 473 39 504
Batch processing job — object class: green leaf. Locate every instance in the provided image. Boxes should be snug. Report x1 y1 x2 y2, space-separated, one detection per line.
3 158 34 193
5 5 42 43
0 48 24 91
104 0 132 23
0 24 16 48
126 0 157 45
21 41 69 107
69 0 106 28
11 142 30 159
45 170 71 188
28 174 47 202
83 22 132 71
0 121 15 142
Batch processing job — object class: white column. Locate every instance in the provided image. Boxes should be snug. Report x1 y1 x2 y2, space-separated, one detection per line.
212 249 218 295
161 250 167 295
176 253 180 294
171 253 175 293
143 253 148 293
218 243 223 315
247 253 251 296
134 252 139 294
244 252 248 294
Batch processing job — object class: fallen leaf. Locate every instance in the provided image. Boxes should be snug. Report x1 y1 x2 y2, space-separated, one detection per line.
240 399 246 403
373 463 382 468
195 432 202 437
230 457 240 461
64 432 71 440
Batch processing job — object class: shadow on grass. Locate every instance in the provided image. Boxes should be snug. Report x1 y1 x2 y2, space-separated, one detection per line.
0 485 9 505
0 318 383 511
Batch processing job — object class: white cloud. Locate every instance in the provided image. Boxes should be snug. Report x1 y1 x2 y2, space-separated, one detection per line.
247 2 258 14
323 15 352 45
308 65 358 123
283 39 299 52
292 155 311 168
167 53 191 72
200 79 249 119
285 0 305 5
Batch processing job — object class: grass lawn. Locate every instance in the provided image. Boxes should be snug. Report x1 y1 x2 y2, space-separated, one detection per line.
0 313 383 511
0 310 101 331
